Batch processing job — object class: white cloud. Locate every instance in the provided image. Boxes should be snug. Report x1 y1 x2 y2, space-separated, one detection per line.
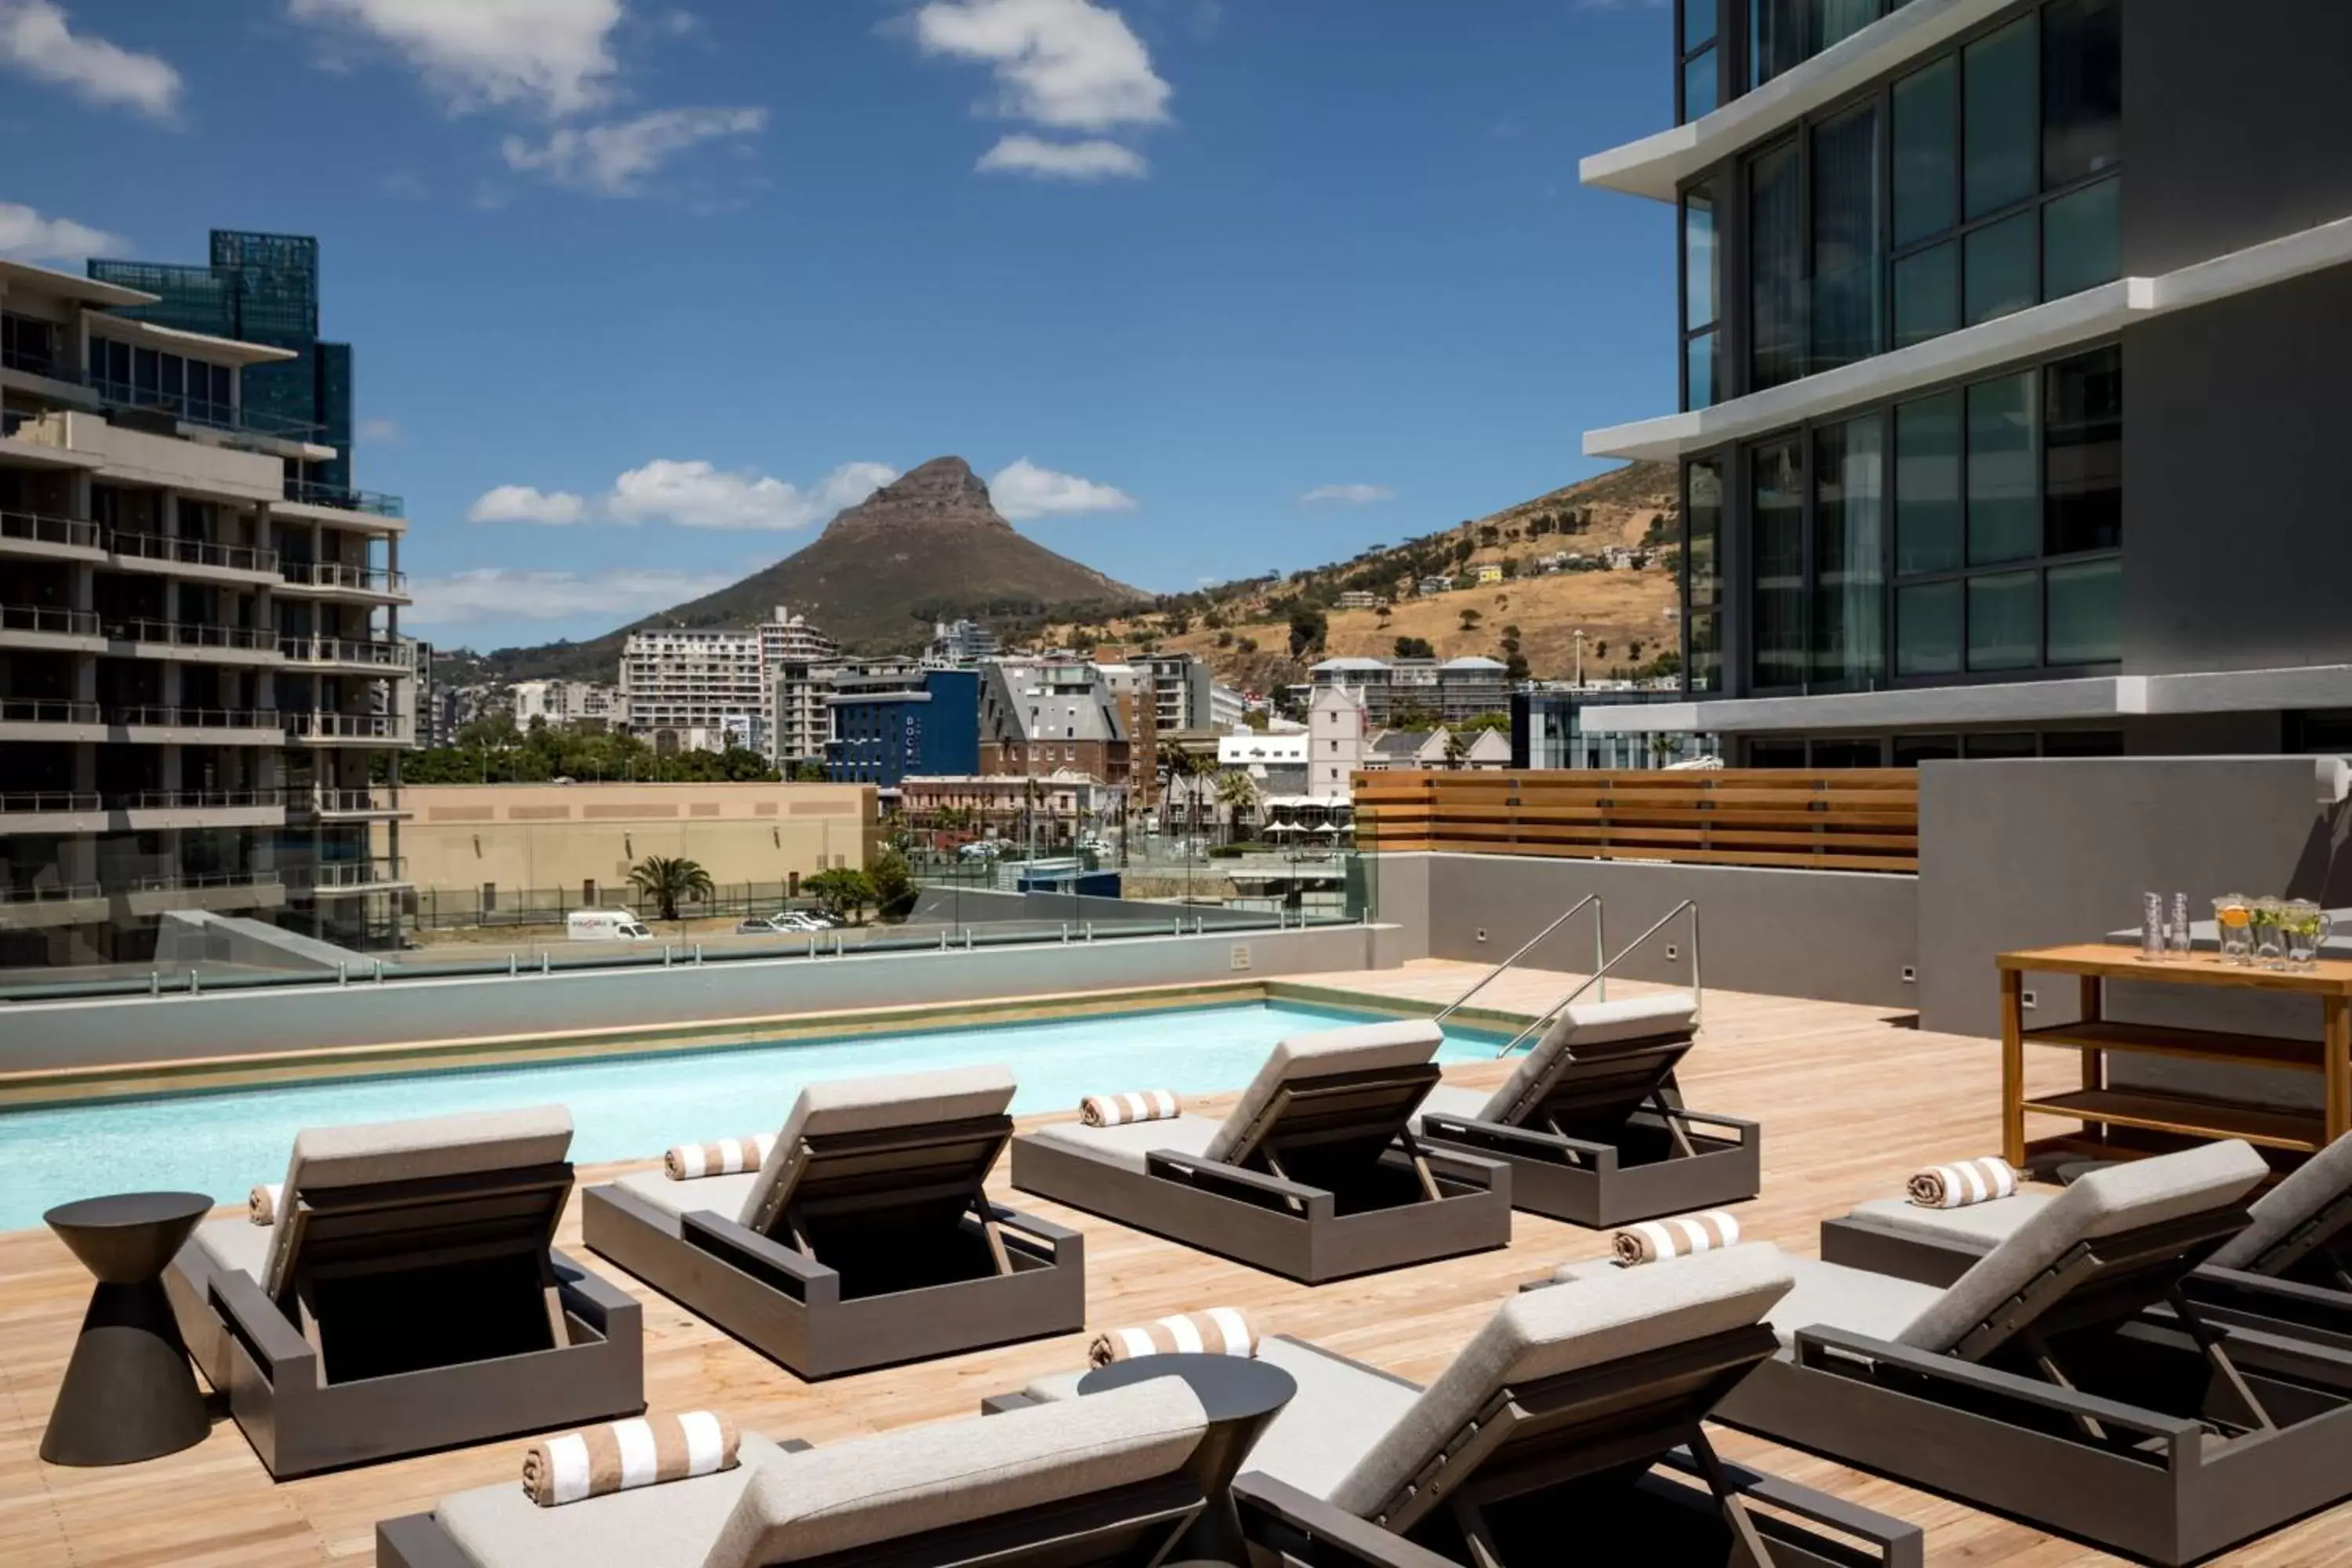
977 134 1145 180
500 105 765 195
914 0 1170 131
1299 483 1395 506
405 566 732 628
989 458 1137 521
357 416 402 444
607 459 897 530
0 201 123 261
467 484 589 524
0 0 180 121
285 0 623 116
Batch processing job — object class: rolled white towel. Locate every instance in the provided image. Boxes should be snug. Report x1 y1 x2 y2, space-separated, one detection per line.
664 1133 777 1181
1612 1210 1741 1266
1907 1156 2017 1209
521 1412 739 1507
249 1184 282 1225
1080 1089 1180 1128
1087 1307 1257 1366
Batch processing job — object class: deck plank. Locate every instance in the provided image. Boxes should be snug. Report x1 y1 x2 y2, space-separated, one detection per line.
2 959 2347 1566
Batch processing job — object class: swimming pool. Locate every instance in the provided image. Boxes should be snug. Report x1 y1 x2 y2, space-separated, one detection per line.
0 1002 1491 1231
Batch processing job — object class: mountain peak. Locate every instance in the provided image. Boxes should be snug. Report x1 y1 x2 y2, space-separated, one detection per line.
822 454 1002 537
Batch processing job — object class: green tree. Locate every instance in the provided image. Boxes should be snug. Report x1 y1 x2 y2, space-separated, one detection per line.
1214 769 1261 837
793 760 828 782
1394 635 1436 659
869 849 918 921
1456 712 1513 735
627 855 713 922
1287 604 1328 659
805 866 877 923
1458 608 1483 632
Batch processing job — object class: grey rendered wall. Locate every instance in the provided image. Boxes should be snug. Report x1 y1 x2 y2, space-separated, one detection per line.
1407 854 1918 1008
1916 757 2352 1040
2122 263 2352 677
3 924 1392 1075
2124 1 2352 277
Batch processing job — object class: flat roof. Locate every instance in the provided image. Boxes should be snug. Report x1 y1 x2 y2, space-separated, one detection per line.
0 256 158 308
87 314 299 366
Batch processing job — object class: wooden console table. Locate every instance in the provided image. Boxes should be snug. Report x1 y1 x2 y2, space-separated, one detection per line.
1997 943 2352 1167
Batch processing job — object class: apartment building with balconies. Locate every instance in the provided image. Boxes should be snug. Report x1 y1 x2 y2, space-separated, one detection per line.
0 257 412 967
1578 0 2352 764
619 626 768 753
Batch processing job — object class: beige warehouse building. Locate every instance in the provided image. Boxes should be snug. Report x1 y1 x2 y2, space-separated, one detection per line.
376 781 875 913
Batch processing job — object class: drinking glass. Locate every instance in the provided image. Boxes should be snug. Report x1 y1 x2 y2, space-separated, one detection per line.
2285 900 2333 971
2139 891 2165 961
2253 896 2289 970
2213 895 2253 965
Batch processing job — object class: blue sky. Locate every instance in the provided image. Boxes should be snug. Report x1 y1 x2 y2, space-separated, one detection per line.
0 0 1679 650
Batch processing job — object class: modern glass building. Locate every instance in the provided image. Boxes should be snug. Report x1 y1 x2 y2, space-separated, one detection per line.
826 670 982 788
1580 0 2352 764
89 230 358 504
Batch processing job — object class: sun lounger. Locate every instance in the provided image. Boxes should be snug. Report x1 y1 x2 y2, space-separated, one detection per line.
162 1105 644 1479
376 1378 1213 1568
992 1248 1920 1566
1010 1019 1511 1283
580 1065 1083 1378
1693 1140 2352 1565
1410 992 1759 1227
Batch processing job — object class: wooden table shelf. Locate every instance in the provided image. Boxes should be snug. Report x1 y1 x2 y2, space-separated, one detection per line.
1998 943 2352 1167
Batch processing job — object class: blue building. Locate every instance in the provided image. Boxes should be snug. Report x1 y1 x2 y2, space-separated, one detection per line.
826 670 980 788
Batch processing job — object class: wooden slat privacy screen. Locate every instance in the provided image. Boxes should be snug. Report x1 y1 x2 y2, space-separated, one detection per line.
1352 769 1919 874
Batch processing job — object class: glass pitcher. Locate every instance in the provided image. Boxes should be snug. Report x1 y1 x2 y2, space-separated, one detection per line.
2285 900 2334 971
2253 896 2289 970
2213 894 2254 965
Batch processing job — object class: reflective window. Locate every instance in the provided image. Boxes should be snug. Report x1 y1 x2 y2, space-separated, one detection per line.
1813 416 1886 687
1893 734 1961 765
1967 373 2038 564
1967 571 2040 670
1962 210 2038 325
1749 140 1805 391
2044 344 2122 554
1752 438 1809 688
1683 0 1718 51
1895 393 1962 575
1893 58 1958 247
2042 0 2121 187
1683 183 1720 409
1685 458 1724 692
1684 51 1720 121
1893 242 1960 348
1811 101 1882 372
2046 558 2122 664
1963 730 2040 759
1963 19 2038 220
1896 582 1962 675
1752 0 1887 89
2042 178 2120 300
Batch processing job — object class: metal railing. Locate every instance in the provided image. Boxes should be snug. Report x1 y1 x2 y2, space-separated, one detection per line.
282 710 405 740
126 869 285 894
105 618 275 652
0 604 100 637
107 529 279 575
73 367 328 445
0 882 100 905
278 635 409 666
0 699 100 725
299 787 392 814
0 510 101 551
297 859 406 889
108 706 281 730
279 561 408 593
1493 899 1704 1057
0 791 99 815
117 789 284 811
283 480 406 517
1435 893 1606 1025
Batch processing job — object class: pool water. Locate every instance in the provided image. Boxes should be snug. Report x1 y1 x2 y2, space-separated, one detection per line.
0 1002 1491 1231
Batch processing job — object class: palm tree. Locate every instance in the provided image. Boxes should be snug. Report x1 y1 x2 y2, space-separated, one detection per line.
628 855 713 922
1214 770 1261 842
1156 741 1209 841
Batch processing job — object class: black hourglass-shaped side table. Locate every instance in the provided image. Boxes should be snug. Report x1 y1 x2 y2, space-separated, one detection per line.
41 1191 214 1467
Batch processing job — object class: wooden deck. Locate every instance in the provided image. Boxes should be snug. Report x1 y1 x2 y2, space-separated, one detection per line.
3 959 2347 1566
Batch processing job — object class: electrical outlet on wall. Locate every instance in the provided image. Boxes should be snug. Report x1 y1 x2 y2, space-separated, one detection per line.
1664 944 1679 961
1475 928 1489 943
1901 966 1918 983
2021 989 2038 1010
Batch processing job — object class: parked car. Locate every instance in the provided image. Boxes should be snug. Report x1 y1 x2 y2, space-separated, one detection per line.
568 909 653 941
771 912 828 932
957 840 1002 861
735 917 786 935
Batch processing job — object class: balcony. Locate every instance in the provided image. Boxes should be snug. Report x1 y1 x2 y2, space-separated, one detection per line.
0 510 103 559
107 789 289 830
104 618 280 660
0 604 102 648
278 635 412 670
106 528 279 579
0 699 103 739
0 869 288 927
281 479 407 519
292 858 409 893
276 561 410 599
106 706 285 742
290 786 412 820
0 791 103 835
282 710 408 743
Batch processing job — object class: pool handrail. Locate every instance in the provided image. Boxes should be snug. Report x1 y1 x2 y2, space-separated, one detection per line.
1493 900 1702 1058
1434 893 1604 1025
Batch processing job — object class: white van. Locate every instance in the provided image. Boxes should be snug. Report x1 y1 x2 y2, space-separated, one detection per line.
567 909 654 941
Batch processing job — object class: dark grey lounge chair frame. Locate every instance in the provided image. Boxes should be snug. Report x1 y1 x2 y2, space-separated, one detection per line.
583 1112 1083 1378
377 1434 1208 1568
1223 1329 1921 1568
1011 1062 1511 1284
1821 1181 2352 1349
1416 1028 1759 1227
164 1160 644 1479
1721 1204 2352 1565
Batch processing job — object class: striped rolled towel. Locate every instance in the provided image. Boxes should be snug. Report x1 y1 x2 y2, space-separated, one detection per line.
1612 1210 1742 1266
664 1133 777 1181
1908 1156 2017 1209
521 1412 740 1508
1087 1307 1256 1367
1080 1090 1180 1128
249 1184 282 1225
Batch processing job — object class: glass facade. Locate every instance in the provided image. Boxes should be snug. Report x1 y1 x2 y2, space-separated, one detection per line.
1682 183 1720 408
1751 0 1899 90
1812 417 1885 686
1679 0 1720 122
1810 102 1882 372
1748 140 1805 392
1751 438 1808 688
1685 458 1725 691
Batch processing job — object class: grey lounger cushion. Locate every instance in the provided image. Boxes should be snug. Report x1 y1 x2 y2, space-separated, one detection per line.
1480 992 1697 1127
1761 1255 1944 1350
1898 1138 2269 1352
610 1170 764 1223
738 1065 1016 1232
1203 1020 1443 1165
1847 1192 2053 1250
1023 1113 1221 1175
703 1377 1207 1568
191 1214 272 1281
2211 1127 2352 1270
1327 1242 1795 1517
1413 1083 1490 1127
264 1105 575 1296
436 1432 793 1568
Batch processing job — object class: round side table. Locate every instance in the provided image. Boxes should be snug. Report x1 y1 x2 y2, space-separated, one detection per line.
1078 1352 1297 1565
41 1191 214 1467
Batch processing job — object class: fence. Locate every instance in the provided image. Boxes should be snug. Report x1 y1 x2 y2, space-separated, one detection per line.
1353 768 1919 873
408 880 815 931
